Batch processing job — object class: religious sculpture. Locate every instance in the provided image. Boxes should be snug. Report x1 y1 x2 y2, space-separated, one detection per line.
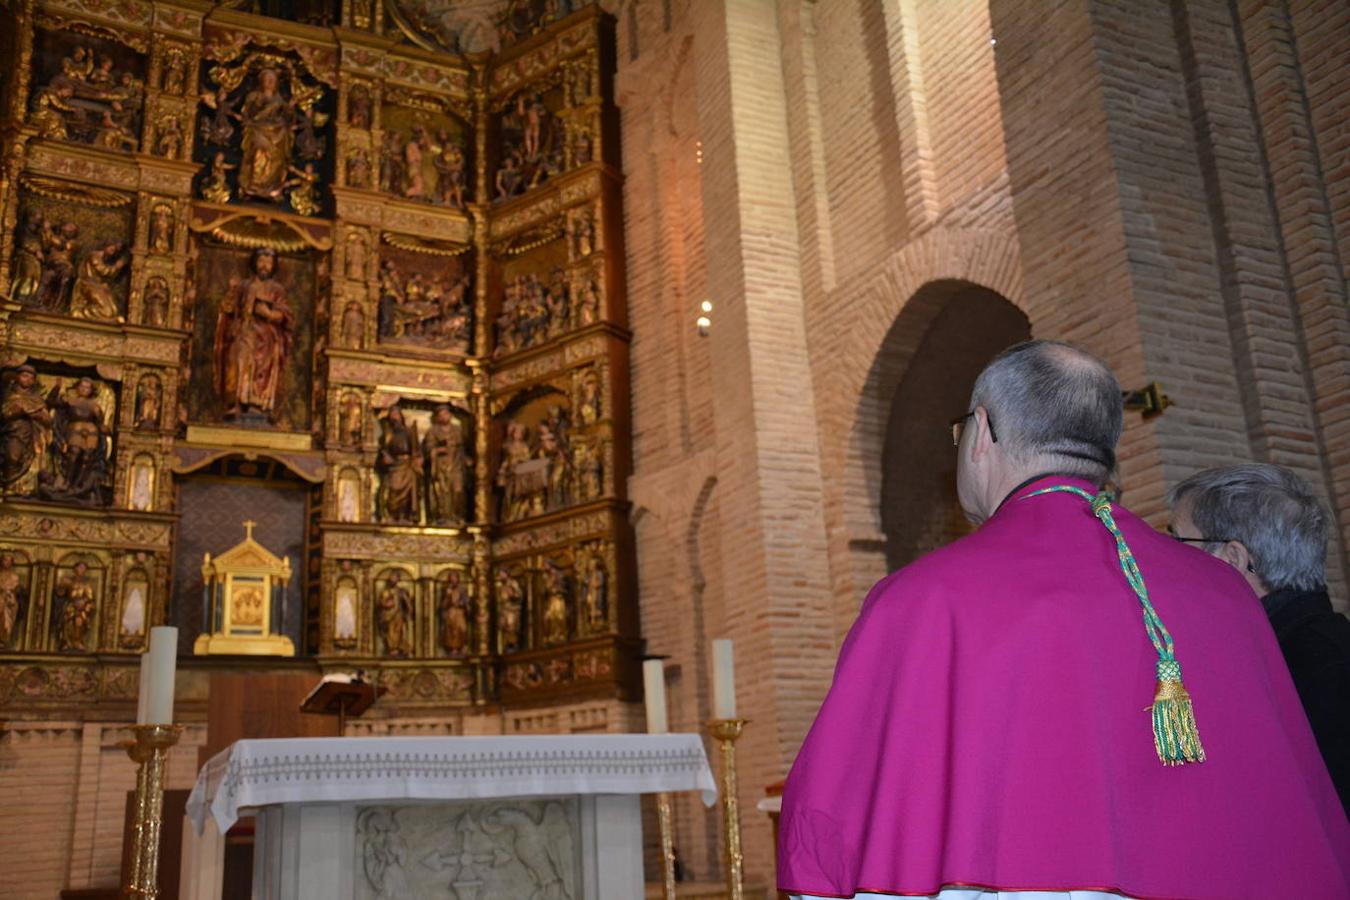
286 162 322 216
340 392 364 446
575 277 600 326
423 405 468 525
432 131 466 207
495 150 523 200
578 545 607 632
337 469 361 522
162 50 188 96
574 438 601 501
55 561 97 651
345 233 367 281
340 301 365 348
134 374 162 430
347 150 372 189
1 366 53 496
69 243 128 321
0 553 24 648
577 370 601 425
155 115 185 159
542 560 569 645
150 205 173 254
377 261 472 350
494 268 571 356
348 84 372 129
29 44 144 150
438 571 470 656
572 210 594 258
237 68 296 201
40 376 113 506
495 567 524 652
199 88 237 146
11 212 47 306
35 221 80 312
200 151 235 204
142 277 170 327
376 407 421 523
376 570 414 657
496 422 535 521
212 248 296 422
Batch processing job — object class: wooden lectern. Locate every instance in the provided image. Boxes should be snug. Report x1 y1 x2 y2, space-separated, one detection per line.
299 676 384 734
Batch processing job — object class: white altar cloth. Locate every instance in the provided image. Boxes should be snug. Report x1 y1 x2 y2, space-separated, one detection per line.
187 733 718 834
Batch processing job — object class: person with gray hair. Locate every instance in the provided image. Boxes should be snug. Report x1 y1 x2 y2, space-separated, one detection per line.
1170 463 1350 814
781 340 1350 900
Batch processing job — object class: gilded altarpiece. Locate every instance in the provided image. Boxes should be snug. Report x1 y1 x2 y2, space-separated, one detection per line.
0 0 633 720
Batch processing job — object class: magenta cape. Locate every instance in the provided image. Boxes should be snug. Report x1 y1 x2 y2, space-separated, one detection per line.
779 477 1350 899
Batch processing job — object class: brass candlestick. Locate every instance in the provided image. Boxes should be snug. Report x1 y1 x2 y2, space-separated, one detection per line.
708 718 747 900
655 791 677 900
122 723 183 900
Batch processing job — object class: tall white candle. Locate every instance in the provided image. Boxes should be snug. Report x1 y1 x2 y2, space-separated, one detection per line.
643 659 668 734
144 626 178 725
712 639 736 720
135 650 151 725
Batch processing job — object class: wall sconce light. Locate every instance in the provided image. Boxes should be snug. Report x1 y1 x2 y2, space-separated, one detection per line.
696 300 712 337
696 140 703 165
1122 382 1172 419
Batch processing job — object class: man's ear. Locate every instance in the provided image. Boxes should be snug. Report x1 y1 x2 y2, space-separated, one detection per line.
970 406 994 460
1216 540 1252 574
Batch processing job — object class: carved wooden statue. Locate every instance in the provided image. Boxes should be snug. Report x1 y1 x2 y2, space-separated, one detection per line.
56 561 97 651
0 554 24 648
376 570 414 657
377 407 422 523
438 571 470 656
212 248 296 421
424 405 467 525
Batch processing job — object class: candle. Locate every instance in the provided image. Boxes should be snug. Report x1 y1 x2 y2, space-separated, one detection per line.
643 659 668 734
712 638 736 720
135 650 151 725
144 626 178 725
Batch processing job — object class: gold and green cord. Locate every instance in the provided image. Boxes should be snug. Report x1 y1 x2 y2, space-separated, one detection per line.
1024 485 1205 766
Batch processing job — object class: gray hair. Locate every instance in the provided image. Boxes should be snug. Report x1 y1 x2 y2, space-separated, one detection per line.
1169 464 1328 592
969 339 1123 482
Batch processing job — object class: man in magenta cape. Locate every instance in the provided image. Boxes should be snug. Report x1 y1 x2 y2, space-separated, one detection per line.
779 341 1350 900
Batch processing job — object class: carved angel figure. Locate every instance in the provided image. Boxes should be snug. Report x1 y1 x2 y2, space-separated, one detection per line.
201 151 235 205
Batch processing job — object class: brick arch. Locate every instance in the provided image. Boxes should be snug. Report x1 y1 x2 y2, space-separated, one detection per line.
817 227 1025 622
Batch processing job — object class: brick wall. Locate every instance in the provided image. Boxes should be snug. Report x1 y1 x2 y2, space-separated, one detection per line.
618 0 1350 890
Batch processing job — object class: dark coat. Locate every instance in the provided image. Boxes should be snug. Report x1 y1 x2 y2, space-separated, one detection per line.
1264 587 1350 818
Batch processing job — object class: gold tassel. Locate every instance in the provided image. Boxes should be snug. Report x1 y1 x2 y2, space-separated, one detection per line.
1152 677 1205 765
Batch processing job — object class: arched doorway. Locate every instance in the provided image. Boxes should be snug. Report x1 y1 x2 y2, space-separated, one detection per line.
880 280 1030 571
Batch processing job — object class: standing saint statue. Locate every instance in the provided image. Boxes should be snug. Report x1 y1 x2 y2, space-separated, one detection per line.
438 571 470 656
0 553 24 648
212 248 296 421
541 559 569 645
423 405 467 525
376 407 421 523
376 570 414 657
495 568 524 653
56 561 97 651
237 69 296 201
2 365 53 496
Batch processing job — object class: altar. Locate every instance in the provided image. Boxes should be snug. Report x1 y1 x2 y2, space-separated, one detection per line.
184 733 717 900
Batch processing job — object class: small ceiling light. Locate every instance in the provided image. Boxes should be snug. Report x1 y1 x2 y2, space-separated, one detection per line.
697 299 712 336
696 140 703 165
700 300 712 313
990 37 997 46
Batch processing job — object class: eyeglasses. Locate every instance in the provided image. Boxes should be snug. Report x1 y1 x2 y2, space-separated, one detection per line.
1166 528 1232 545
950 411 997 448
